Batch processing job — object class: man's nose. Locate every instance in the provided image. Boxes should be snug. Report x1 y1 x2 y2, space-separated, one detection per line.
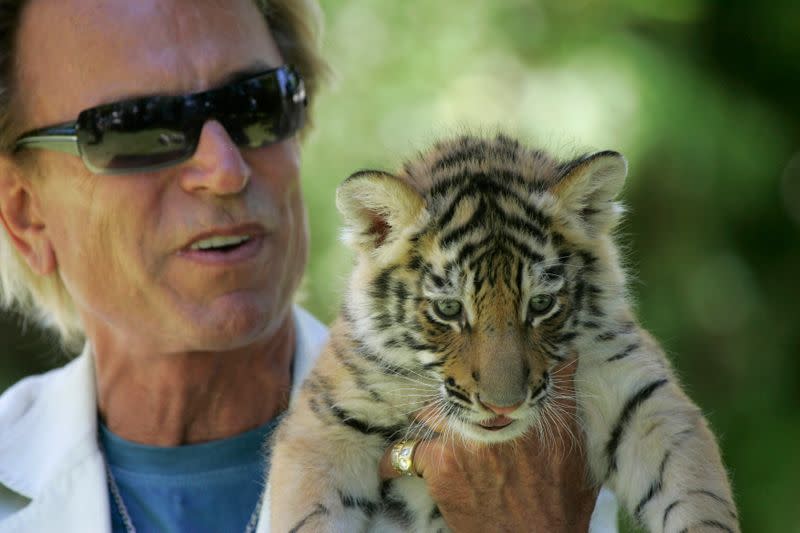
179 120 251 195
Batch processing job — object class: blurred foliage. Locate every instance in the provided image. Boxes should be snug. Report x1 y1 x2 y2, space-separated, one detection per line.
2 0 798 530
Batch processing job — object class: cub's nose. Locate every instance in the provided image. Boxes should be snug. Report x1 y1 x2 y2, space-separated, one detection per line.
477 396 525 416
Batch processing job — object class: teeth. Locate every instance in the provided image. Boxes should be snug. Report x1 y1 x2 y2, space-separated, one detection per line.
190 235 250 251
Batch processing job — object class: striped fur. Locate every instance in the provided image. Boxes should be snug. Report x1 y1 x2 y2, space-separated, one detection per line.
268 134 739 532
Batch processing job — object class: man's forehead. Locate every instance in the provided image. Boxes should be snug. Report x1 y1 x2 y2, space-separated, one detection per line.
15 0 279 127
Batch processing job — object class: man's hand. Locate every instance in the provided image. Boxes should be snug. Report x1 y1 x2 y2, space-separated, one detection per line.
379 362 599 533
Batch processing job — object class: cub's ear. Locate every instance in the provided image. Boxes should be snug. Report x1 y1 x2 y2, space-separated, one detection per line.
336 170 427 252
551 151 627 235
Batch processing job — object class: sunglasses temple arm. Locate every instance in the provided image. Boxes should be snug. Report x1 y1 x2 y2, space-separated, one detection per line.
14 123 81 156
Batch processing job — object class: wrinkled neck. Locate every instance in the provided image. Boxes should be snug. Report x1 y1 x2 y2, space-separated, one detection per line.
93 315 295 446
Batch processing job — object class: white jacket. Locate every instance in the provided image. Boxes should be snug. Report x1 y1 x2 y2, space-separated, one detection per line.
0 307 618 532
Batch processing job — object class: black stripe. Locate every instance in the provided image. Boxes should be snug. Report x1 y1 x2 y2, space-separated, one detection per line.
596 331 617 342
663 499 683 530
686 490 738 519
384 337 402 349
557 331 578 343
430 273 447 289
370 267 397 300
430 171 551 229
588 303 605 317
573 279 586 313
423 359 445 370
353 340 419 378
325 399 403 442
430 505 442 522
439 198 486 248
605 378 669 477
678 521 734 533
699 520 735 532
499 232 545 264
429 146 484 173
339 490 379 517
401 333 437 352
686 489 732 508
501 211 547 245
407 254 433 272
633 451 671 521
493 135 521 162
307 397 323 420
446 386 471 404
482 193 547 238
529 379 548 401
430 169 523 200
331 339 385 404
544 264 565 279
373 312 393 330
340 304 352 323
515 261 525 297
541 346 566 363
452 236 492 268
393 280 409 323
607 343 640 362
289 504 329 533
578 250 598 267
472 268 486 295
403 161 415 178
380 480 414 526
556 154 590 179
435 189 477 231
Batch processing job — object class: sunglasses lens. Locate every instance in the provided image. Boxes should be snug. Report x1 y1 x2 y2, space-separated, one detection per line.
77 100 200 173
219 68 305 149
75 66 305 174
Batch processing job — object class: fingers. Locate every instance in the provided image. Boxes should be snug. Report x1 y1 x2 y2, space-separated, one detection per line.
379 438 437 481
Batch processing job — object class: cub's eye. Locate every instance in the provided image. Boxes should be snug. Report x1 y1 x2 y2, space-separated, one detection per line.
529 294 555 315
433 299 463 319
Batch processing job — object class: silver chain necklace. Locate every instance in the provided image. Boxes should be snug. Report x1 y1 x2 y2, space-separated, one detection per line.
104 461 263 533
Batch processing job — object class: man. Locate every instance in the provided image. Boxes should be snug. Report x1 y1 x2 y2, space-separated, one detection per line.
0 0 617 531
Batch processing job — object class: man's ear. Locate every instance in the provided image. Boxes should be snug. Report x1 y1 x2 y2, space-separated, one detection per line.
336 170 427 253
0 156 56 275
550 151 627 236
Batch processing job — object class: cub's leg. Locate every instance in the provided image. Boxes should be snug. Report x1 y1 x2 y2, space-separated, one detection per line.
268 391 386 533
578 327 739 533
380 476 450 533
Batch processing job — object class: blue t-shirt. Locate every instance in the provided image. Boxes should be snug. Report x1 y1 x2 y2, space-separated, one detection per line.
99 418 279 533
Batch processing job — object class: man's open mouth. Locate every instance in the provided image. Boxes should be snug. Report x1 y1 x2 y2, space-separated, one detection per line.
189 235 251 252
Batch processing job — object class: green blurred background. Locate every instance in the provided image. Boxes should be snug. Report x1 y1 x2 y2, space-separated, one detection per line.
1 0 798 530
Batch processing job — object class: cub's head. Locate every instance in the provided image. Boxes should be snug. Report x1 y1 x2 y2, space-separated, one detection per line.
337 134 628 444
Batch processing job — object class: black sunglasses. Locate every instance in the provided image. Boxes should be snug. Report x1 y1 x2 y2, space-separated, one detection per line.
13 65 306 175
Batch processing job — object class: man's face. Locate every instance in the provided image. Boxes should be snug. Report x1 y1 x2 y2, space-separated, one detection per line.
14 0 309 353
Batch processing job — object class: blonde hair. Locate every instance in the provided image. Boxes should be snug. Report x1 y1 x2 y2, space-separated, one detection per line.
0 0 330 352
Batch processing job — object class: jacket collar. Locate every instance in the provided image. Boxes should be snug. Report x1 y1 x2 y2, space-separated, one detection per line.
0 306 327 501
0 344 98 500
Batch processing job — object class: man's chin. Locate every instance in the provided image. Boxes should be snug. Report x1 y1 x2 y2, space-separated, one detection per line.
184 297 289 351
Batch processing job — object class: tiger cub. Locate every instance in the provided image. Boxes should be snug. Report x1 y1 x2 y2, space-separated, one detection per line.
268 134 739 532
